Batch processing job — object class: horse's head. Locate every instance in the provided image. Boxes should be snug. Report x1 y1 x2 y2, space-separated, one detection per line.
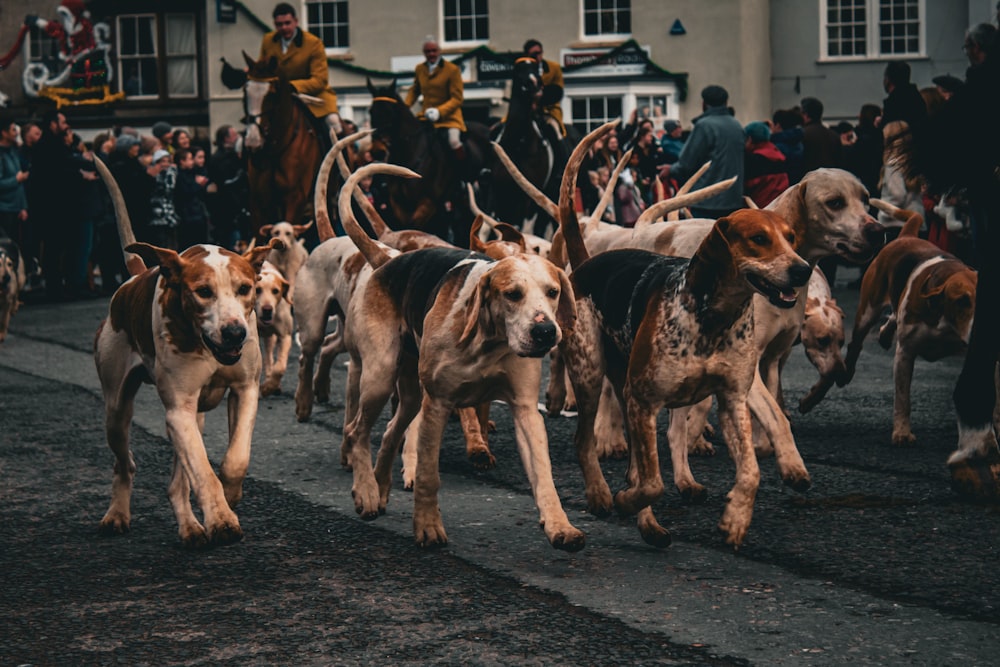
243 50 281 151
511 57 543 103
366 77 409 161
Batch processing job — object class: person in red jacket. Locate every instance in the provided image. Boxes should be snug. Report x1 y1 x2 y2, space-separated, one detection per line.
743 121 789 207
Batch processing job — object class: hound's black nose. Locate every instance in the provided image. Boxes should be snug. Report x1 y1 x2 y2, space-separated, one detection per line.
221 324 247 347
530 321 558 348
789 263 812 287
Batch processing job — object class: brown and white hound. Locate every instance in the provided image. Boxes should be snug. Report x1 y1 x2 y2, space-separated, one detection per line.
258 220 311 298
557 122 811 548
796 266 848 414
336 161 583 551
254 260 295 397
0 237 25 343
294 136 513 481
92 157 279 548
840 200 977 446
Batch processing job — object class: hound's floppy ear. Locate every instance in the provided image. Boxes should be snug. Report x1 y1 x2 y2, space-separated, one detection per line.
278 274 292 305
244 239 284 273
125 242 183 284
459 272 493 346
259 224 274 238
494 222 527 252
293 220 313 236
555 268 577 335
697 217 737 279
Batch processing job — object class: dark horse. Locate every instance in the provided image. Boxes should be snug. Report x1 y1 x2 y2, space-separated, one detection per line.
366 78 489 247
487 57 559 231
486 57 576 236
242 52 330 240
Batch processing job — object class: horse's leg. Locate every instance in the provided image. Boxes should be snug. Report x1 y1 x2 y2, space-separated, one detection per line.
247 169 273 241
277 155 315 226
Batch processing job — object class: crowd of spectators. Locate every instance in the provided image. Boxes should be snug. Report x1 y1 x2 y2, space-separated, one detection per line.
0 115 249 302
571 28 990 281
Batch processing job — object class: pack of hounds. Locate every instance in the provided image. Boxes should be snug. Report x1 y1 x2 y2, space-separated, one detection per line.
10 119 991 551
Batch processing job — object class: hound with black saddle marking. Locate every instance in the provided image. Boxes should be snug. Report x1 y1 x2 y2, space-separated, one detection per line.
337 162 583 551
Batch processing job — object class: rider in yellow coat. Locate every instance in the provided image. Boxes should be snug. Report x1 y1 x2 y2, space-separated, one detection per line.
405 37 466 158
259 3 341 136
523 39 566 137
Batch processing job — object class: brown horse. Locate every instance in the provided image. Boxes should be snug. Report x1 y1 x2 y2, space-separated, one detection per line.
366 77 490 247
242 52 329 240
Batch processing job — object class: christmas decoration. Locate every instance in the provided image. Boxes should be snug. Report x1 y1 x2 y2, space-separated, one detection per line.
0 0 120 106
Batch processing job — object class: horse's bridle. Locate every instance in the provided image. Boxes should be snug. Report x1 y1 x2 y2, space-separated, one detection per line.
243 76 279 145
369 95 407 156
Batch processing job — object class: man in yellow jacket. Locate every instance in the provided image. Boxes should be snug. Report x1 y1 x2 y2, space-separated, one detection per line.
404 36 466 160
259 3 342 138
523 38 565 137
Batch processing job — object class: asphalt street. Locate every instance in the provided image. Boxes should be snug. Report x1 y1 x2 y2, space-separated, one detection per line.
1 271 999 666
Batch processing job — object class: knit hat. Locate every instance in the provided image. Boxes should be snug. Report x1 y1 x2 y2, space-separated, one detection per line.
114 133 140 152
152 148 171 163
662 119 681 134
744 121 770 143
701 85 729 107
931 74 964 94
151 121 173 140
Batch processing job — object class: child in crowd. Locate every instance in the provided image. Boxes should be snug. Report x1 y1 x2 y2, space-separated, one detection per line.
148 149 179 249
743 121 789 208
174 148 210 249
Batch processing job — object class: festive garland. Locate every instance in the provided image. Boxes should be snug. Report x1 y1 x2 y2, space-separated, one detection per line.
37 83 125 108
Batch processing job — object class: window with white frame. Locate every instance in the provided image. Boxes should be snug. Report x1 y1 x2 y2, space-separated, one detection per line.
582 0 631 39
822 0 923 60
307 0 349 52
165 14 197 96
118 15 158 97
26 27 61 70
570 95 624 134
117 12 198 99
634 94 669 131
442 0 489 45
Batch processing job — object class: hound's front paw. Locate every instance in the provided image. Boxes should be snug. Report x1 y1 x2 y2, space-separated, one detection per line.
585 484 614 517
547 525 586 552
209 521 244 547
179 523 211 550
98 511 131 536
352 484 383 520
676 480 707 504
414 514 448 548
596 436 628 460
637 508 671 549
949 449 1000 502
467 447 497 470
718 491 755 549
689 436 715 456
